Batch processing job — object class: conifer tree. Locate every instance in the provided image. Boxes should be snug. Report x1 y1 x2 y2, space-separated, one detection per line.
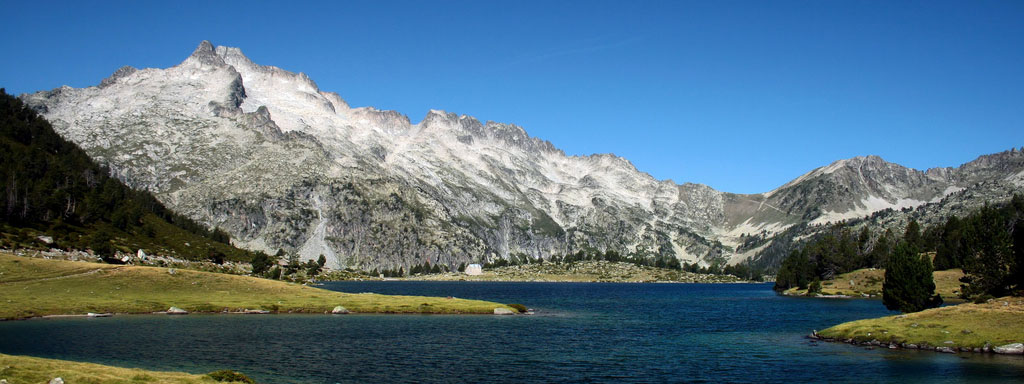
883 241 942 313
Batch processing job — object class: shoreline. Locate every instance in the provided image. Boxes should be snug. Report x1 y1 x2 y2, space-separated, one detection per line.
11 310 522 322
340 277 759 284
811 297 1024 356
809 330 1024 355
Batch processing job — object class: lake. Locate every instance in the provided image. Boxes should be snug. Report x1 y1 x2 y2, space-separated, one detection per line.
1 282 1022 383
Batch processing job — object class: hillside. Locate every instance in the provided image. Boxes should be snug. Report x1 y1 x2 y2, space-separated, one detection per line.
408 260 747 283
0 252 516 319
782 268 964 298
0 89 253 263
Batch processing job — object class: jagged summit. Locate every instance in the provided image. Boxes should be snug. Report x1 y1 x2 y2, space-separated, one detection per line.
20 41 1024 271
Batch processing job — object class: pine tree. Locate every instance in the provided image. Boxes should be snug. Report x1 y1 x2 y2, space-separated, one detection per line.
883 241 942 313
960 205 1015 298
934 216 964 270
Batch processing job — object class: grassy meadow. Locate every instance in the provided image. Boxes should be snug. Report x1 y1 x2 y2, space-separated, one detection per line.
818 297 1024 350
784 268 964 299
0 252 516 319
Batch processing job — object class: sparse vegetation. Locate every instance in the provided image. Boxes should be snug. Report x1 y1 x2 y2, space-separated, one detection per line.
818 297 1024 350
0 252 517 319
407 260 747 283
0 352 219 383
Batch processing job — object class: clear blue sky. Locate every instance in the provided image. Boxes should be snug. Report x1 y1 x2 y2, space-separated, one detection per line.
2 1 1023 194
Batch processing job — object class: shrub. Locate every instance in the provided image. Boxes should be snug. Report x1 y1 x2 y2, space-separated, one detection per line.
507 303 528 313
808 279 822 294
207 370 255 383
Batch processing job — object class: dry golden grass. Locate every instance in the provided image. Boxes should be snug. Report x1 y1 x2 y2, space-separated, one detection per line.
818 297 1024 349
785 268 964 298
0 252 515 319
0 353 215 383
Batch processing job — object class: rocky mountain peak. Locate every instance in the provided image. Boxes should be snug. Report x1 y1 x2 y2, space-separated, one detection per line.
184 40 227 68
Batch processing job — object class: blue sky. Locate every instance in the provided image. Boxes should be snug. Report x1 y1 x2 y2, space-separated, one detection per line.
2 1 1022 194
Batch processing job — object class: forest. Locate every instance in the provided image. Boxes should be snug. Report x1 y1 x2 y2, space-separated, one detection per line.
0 89 249 262
775 193 1024 305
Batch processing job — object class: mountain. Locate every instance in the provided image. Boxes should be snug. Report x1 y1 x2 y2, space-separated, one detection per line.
0 89 252 262
19 41 1024 271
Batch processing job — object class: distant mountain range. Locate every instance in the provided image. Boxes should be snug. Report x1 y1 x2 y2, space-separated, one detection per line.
20 41 1024 271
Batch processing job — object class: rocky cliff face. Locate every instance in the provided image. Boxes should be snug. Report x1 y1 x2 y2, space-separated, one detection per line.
21 41 1024 271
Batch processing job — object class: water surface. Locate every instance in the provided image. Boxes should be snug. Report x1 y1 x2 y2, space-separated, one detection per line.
1 282 1021 383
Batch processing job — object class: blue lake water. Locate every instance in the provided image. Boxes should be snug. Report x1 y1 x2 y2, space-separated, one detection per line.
1 282 1022 383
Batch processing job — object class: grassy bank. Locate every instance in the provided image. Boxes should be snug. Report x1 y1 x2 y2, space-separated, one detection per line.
406 260 747 283
783 268 964 298
0 353 224 383
0 252 515 319
817 297 1024 351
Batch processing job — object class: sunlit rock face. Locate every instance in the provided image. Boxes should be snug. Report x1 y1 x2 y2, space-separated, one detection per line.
23 41 1024 271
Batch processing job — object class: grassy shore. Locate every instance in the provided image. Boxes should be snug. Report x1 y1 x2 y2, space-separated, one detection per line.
0 353 222 383
783 268 964 298
405 260 748 283
817 297 1024 351
0 252 516 319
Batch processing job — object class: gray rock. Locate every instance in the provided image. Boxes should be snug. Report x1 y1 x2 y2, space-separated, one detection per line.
49 378 64 384
331 305 350 314
936 347 956 353
24 40 1024 274
493 308 514 315
993 343 1024 355
167 306 188 314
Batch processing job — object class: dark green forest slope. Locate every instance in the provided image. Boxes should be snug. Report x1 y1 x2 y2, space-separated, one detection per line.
1 89 255 262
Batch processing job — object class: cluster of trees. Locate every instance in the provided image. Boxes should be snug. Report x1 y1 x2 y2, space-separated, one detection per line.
774 223 896 291
775 194 1024 312
0 90 233 261
939 196 1024 299
250 250 327 281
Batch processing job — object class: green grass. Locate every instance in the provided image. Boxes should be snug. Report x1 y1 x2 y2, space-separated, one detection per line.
818 297 1024 349
0 352 218 383
0 252 516 319
784 268 964 298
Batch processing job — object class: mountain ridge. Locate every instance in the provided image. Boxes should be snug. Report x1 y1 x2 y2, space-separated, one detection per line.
20 41 1024 271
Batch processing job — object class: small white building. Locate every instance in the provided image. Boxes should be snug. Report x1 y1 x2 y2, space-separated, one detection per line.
465 263 483 276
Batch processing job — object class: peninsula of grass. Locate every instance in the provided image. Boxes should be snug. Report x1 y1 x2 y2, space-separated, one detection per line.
816 297 1024 351
0 252 516 320
0 352 248 383
783 268 964 299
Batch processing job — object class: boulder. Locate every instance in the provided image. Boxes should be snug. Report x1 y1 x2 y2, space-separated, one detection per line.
936 347 956 354
167 306 188 315
331 306 350 314
49 378 64 384
993 343 1024 355
493 308 514 315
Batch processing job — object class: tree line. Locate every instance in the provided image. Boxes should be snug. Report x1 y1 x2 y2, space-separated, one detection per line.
775 194 1024 311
